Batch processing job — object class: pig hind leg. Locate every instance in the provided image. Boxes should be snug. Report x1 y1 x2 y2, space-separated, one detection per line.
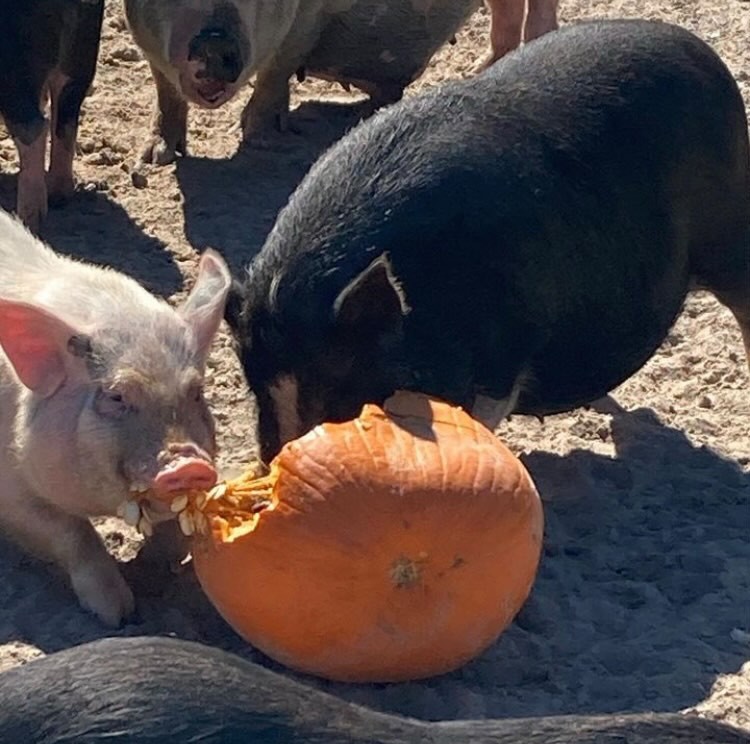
47 0 104 206
691 233 750 373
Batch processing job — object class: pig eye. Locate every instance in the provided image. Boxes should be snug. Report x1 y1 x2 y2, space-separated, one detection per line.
95 387 133 419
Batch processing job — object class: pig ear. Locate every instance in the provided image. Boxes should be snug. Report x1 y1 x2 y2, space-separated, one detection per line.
178 249 233 360
0 300 88 397
332 253 410 332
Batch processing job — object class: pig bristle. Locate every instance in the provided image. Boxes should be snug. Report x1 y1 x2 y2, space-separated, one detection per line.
0 210 202 378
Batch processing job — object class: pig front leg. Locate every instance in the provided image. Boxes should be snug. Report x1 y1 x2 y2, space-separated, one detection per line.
141 65 188 165
477 0 525 71
240 17 325 146
10 122 48 234
48 0 103 205
1 481 135 627
46 73 87 207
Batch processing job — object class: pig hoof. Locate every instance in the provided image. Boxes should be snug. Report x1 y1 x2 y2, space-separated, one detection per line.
47 177 76 208
70 562 136 628
16 201 46 234
16 183 48 233
140 136 182 166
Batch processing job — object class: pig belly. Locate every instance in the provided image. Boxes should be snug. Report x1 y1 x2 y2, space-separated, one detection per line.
305 0 482 91
512 267 691 416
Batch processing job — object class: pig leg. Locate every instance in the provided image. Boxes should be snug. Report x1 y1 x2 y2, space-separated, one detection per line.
240 63 294 145
47 0 103 206
2 482 135 627
477 0 526 71
241 15 325 146
691 232 750 373
11 125 48 234
141 65 188 165
1 478 135 627
714 289 750 374
523 0 559 44
471 369 529 430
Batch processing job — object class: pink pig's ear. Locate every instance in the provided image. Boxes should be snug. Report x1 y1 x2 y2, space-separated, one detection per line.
178 249 233 363
0 299 88 397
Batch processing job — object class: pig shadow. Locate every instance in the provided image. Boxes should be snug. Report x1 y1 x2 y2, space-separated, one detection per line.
176 99 373 272
0 400 747 723
0 175 182 298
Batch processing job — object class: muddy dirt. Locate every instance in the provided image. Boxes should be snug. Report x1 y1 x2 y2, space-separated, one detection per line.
0 0 748 733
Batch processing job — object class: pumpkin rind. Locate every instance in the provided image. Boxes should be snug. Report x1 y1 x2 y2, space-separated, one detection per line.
192 391 544 683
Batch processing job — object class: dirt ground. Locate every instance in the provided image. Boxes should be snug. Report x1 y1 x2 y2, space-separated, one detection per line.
0 0 748 732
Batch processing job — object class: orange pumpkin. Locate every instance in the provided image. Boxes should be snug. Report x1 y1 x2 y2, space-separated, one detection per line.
174 391 544 683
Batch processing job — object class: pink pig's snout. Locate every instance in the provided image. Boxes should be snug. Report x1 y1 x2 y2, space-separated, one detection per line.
152 444 217 496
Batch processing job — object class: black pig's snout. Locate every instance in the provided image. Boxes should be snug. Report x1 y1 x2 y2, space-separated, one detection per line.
188 28 244 83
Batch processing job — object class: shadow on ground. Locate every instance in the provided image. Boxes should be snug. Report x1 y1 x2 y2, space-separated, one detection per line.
0 400 746 722
0 174 182 298
176 99 373 273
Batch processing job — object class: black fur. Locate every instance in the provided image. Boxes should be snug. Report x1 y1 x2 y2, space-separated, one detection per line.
0 637 747 743
226 19 750 461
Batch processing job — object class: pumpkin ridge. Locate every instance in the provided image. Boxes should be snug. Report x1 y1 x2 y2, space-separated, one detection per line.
163 392 543 683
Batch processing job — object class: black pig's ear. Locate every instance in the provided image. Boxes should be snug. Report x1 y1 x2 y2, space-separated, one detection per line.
332 253 410 332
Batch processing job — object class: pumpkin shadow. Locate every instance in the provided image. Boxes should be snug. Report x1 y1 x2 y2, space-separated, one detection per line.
313 403 749 721
0 174 182 298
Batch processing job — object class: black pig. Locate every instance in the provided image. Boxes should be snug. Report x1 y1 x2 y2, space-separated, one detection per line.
0 637 747 743
225 19 750 462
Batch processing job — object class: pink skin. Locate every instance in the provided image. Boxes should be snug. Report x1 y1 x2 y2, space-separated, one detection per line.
0 244 232 626
151 443 218 501
47 70 76 204
524 0 559 43
168 11 241 109
479 0 560 71
13 129 48 233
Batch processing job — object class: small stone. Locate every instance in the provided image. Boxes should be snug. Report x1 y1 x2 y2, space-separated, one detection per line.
697 395 713 409
131 171 148 189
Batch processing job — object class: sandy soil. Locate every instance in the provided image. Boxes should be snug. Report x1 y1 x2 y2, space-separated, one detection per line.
0 0 748 732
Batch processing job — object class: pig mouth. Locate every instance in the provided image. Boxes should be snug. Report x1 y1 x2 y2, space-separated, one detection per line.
125 454 217 508
181 75 235 108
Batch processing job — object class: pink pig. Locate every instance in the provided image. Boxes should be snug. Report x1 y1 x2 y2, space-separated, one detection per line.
0 210 231 626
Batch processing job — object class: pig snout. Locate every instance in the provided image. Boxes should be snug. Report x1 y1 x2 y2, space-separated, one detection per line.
184 28 244 107
152 444 217 496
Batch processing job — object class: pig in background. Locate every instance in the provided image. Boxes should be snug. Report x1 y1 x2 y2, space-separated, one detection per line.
0 0 104 232
123 0 559 165
0 209 231 627
223 19 750 464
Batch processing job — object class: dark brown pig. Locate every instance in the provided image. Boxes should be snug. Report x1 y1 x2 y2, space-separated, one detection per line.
0 0 104 231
